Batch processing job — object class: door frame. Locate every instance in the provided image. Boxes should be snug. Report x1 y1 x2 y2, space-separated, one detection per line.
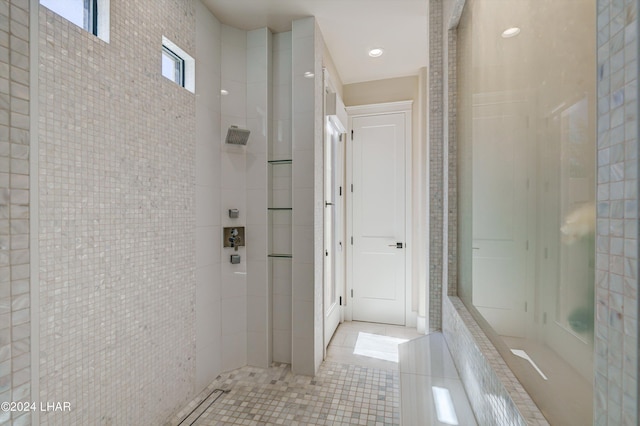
322 69 346 356
345 101 413 325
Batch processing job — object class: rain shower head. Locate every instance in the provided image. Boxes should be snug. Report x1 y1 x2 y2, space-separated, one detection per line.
225 126 250 145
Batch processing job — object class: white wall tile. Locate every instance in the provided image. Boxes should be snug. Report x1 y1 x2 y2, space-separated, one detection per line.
247 295 268 333
246 152 268 190
247 260 268 297
292 113 315 151
274 85 292 120
247 330 269 367
247 48 268 83
247 81 268 119
196 226 221 268
220 155 247 191
196 265 221 349
246 119 269 154
272 329 292 363
196 342 220 391
292 150 314 189
196 125 222 187
272 120 292 157
221 26 247 80
273 32 292 52
221 80 247 119
246 225 267 261
221 270 248 299
292 225 314 263
221 296 248 335
221 332 247 371
273 294 292 330
197 186 221 227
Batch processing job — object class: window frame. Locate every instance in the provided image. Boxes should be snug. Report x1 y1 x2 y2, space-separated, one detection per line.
162 45 186 88
40 0 109 42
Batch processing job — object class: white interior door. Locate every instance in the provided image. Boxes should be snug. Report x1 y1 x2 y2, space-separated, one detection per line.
472 108 529 337
324 118 343 349
351 113 406 325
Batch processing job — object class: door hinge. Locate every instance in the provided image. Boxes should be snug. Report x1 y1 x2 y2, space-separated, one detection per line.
524 302 528 312
325 249 328 257
525 240 529 250
339 296 342 306
350 236 353 245
351 184 353 193
339 134 343 142
351 289 353 298
339 186 342 196
351 129 354 140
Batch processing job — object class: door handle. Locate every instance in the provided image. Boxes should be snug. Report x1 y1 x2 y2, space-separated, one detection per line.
388 242 403 248
325 201 333 206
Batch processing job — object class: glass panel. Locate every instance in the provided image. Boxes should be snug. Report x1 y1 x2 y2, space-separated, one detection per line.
41 0 87 30
325 119 337 308
457 1 595 424
162 49 180 84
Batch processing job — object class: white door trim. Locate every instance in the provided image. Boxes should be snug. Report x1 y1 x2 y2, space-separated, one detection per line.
345 100 413 325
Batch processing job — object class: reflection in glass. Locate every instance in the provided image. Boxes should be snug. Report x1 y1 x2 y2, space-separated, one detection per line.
457 1 595 424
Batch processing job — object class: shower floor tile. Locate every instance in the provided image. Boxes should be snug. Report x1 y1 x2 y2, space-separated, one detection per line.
166 321 470 425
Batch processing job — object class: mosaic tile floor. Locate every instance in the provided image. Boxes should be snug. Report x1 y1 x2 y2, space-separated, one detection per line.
166 361 400 426
166 322 410 426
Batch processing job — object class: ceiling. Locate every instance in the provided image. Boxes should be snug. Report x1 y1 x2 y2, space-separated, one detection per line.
201 0 428 85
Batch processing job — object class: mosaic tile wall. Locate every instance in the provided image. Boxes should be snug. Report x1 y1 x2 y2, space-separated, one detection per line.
0 1 30 425
594 0 639 424
38 1 196 424
446 29 457 298
428 0 444 331
443 297 546 425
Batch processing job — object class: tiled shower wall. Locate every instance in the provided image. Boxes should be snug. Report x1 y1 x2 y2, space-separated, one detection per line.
38 2 197 424
271 31 293 365
0 1 30 425
594 0 639 424
220 24 248 372
428 0 444 331
246 27 271 369
194 0 222 392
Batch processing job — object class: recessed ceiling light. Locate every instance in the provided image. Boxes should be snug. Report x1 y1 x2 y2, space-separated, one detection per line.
368 48 384 58
501 27 521 38
220 89 229 96
303 71 315 78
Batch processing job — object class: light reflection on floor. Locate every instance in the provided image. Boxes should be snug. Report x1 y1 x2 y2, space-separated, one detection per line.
352 332 409 363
